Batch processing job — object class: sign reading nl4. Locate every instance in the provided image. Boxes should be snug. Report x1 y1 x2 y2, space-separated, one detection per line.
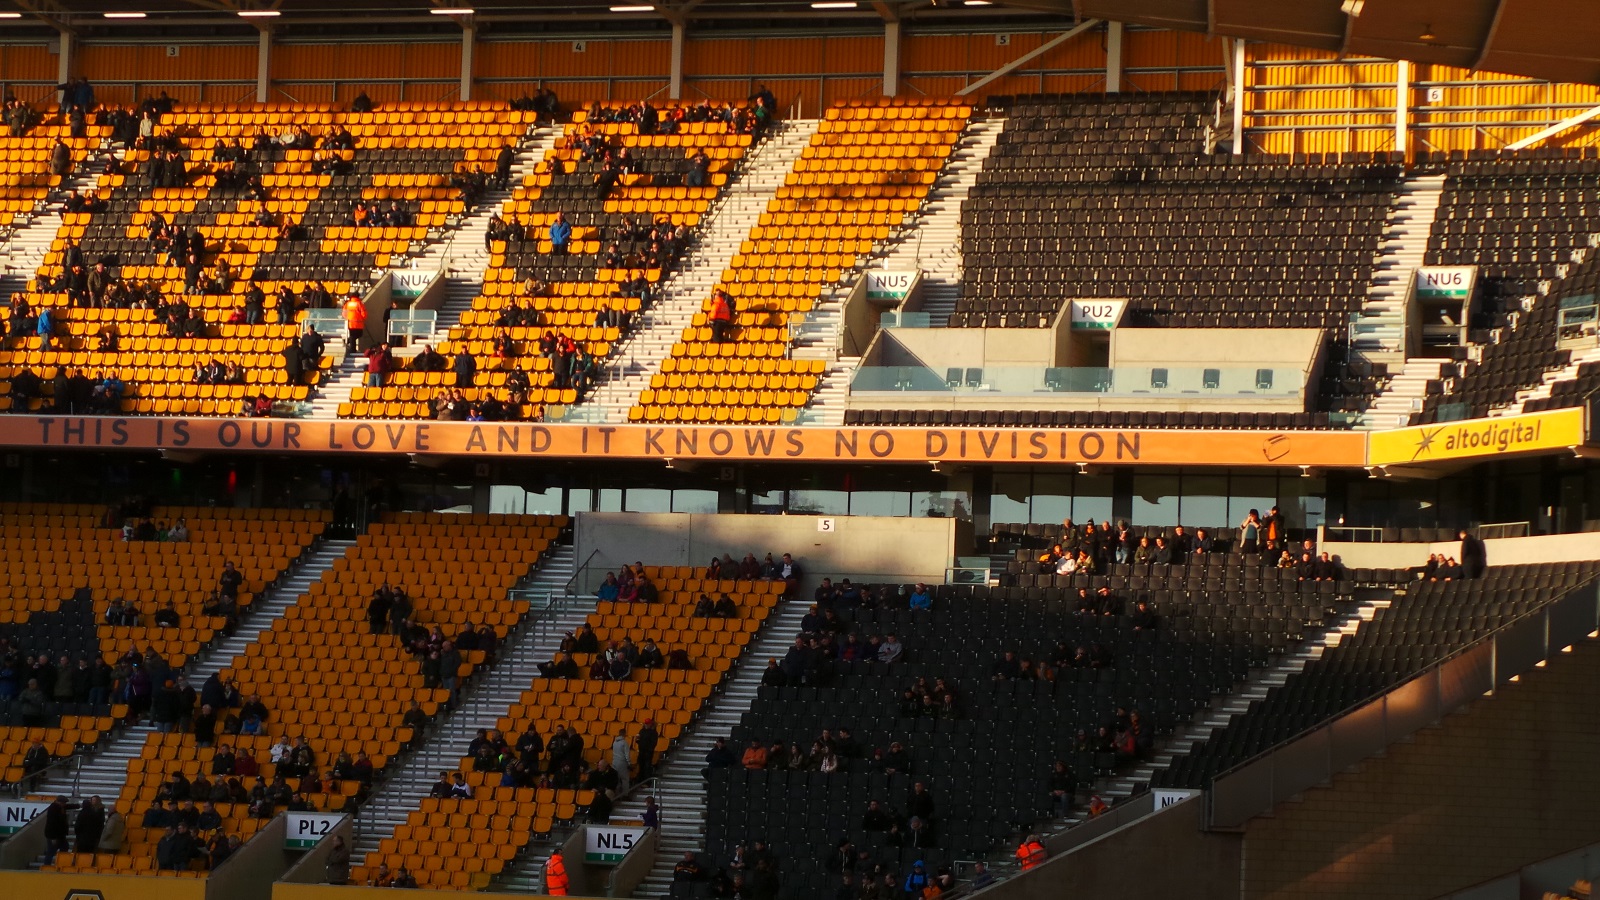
1069 299 1126 330
585 826 646 864
0 800 48 836
1152 788 1199 809
284 812 344 849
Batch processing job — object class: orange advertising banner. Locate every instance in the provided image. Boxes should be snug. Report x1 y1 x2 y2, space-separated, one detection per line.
0 417 1368 468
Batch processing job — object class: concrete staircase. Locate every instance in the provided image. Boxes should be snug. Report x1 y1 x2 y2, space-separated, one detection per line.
31 539 358 805
1496 342 1600 416
871 116 1005 328
584 121 822 423
1349 174 1446 361
352 544 595 867
621 599 812 899
300 128 554 418
789 117 1003 426
400 127 562 357
1359 358 1450 430
0 149 116 297
798 356 859 426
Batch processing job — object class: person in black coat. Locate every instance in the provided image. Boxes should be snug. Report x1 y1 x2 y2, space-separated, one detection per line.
74 796 106 852
43 796 69 856
1459 530 1488 579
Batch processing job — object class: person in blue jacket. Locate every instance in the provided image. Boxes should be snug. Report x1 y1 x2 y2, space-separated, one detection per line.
549 211 572 255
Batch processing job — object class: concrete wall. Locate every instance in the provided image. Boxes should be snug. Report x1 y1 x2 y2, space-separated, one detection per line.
975 796 1241 900
606 827 658 897
573 513 956 596
210 813 291 900
1111 328 1324 368
1324 531 1600 570
877 327 1059 371
0 809 46 870
1241 640 1600 900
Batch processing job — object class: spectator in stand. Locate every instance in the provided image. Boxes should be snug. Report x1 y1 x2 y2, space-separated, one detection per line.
1459 530 1487 579
740 739 768 770
907 583 932 611
1237 509 1263 556
549 211 572 255
708 289 734 343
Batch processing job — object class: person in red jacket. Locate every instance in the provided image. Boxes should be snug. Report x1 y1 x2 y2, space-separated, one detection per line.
708 289 733 343
1015 834 1046 871
545 848 569 895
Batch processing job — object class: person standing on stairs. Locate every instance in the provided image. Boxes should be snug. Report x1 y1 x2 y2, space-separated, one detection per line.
342 294 368 348
494 144 514 190
544 848 569 896
612 732 630 793
635 718 659 781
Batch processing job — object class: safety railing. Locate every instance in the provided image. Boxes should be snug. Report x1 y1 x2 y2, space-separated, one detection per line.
386 309 437 344
12 753 82 800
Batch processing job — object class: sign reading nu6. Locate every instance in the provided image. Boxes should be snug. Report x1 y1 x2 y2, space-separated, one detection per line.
284 812 344 849
585 826 646 864
1414 266 1476 300
0 801 47 835
865 271 917 302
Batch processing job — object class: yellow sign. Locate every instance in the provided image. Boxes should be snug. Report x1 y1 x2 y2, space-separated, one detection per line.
1367 407 1588 466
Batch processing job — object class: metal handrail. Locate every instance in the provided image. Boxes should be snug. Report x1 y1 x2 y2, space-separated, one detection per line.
15 754 82 800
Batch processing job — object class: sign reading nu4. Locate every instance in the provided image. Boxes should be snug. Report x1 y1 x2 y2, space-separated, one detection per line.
1414 266 1476 300
284 812 345 849
866 271 918 302
0 800 47 835
585 825 646 864
1070 299 1126 330
390 268 439 301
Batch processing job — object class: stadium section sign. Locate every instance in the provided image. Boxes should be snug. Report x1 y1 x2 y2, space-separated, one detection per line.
0 417 1367 468
1367 407 1587 466
585 825 646 864
1069 299 1126 330
1413 266 1476 300
284 812 344 849
865 271 917 302
0 800 47 835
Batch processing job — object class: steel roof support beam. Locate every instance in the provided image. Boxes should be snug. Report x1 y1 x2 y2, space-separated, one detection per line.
957 17 1101 97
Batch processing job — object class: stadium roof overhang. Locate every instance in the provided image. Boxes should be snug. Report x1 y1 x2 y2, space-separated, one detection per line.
3 0 1599 86
1004 0 1600 87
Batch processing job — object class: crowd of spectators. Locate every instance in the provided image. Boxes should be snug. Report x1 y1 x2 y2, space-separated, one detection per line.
508 87 562 122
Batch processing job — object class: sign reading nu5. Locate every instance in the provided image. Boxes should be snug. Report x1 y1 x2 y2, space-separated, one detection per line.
865 271 917 302
0 801 47 836
1414 266 1476 300
284 812 344 849
585 826 646 864
1368 407 1587 466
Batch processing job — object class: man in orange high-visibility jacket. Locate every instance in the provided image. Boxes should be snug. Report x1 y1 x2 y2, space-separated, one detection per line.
545 848 568 895
1016 834 1046 871
342 294 367 346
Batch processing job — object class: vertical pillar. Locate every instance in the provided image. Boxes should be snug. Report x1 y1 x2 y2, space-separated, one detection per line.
55 31 72 102
460 24 476 102
1231 39 1246 156
669 21 685 101
1105 21 1123 93
1395 58 1410 158
883 19 902 97
255 29 271 104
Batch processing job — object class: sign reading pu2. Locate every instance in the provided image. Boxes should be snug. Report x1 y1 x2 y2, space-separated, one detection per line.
1414 266 1476 300
0 800 48 836
866 271 918 302
1069 299 1126 330
585 825 647 864
284 812 345 849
